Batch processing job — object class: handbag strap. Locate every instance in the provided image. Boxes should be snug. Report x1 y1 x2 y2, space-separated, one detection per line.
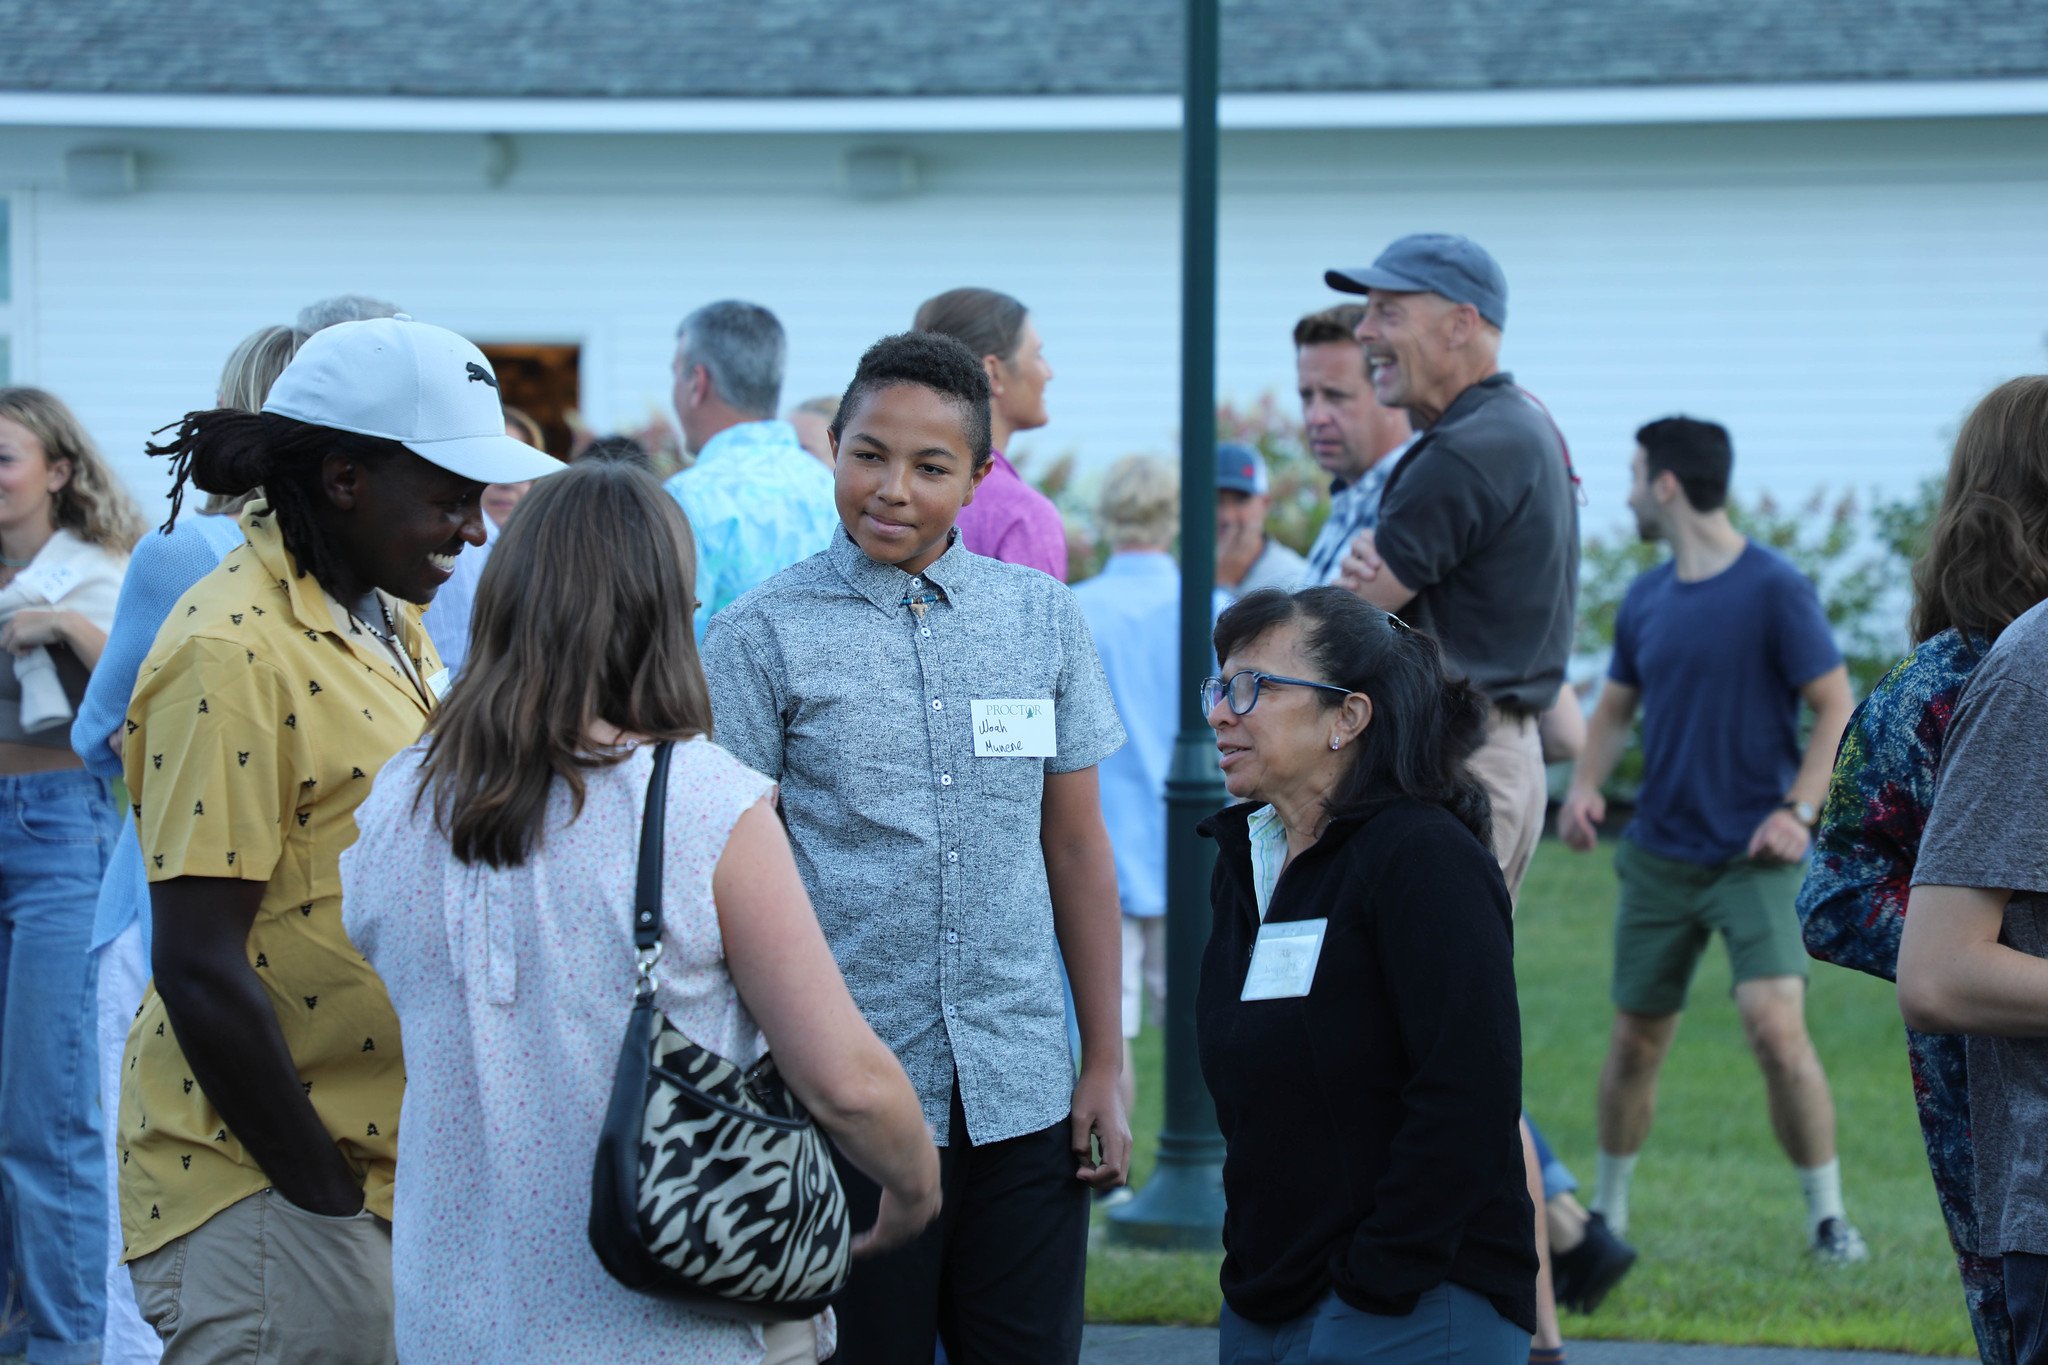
633 740 676 997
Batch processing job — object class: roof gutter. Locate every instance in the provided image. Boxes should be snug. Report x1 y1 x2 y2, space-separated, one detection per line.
0 78 2045 134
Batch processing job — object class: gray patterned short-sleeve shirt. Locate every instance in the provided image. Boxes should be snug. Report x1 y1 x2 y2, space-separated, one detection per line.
702 530 1126 1145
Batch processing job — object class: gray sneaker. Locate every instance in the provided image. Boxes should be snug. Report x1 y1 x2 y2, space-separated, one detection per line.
1811 1216 1869 1264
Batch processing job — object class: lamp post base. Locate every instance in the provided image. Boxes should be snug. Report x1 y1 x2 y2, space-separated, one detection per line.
1105 1133 1226 1250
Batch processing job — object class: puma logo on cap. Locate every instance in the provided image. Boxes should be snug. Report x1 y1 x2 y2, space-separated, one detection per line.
465 362 498 388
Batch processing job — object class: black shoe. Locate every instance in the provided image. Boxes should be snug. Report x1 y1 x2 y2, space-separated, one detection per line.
1554 1211 1637 1314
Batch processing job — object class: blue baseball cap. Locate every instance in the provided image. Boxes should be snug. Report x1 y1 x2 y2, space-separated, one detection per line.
1217 442 1268 496
1325 233 1508 329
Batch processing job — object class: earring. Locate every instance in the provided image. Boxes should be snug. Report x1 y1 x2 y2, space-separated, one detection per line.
1329 737 1341 751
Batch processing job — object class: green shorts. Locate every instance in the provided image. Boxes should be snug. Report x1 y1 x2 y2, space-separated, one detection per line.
1610 838 1810 1016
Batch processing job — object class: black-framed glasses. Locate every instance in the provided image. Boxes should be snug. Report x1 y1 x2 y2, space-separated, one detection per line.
1201 670 1355 716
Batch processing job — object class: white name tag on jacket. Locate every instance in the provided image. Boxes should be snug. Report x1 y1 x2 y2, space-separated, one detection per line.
970 698 1057 758
1241 917 1329 1001
15 560 79 604
425 668 453 702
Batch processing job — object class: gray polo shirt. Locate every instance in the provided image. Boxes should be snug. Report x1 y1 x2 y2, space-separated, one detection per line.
1914 598 2048 1256
702 529 1125 1146
1374 374 1578 712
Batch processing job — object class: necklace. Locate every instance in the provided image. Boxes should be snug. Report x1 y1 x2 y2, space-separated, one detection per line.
349 596 398 646
899 590 940 621
0 551 32 569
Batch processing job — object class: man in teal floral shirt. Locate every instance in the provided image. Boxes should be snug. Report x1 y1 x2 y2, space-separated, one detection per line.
664 300 837 637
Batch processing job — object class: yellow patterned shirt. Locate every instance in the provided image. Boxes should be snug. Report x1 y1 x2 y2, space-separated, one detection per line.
118 500 441 1259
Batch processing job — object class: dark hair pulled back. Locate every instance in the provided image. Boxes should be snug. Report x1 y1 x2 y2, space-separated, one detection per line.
147 410 405 590
1213 586 1493 845
913 287 1029 367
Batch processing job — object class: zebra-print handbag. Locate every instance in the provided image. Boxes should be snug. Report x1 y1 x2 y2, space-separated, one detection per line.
589 741 853 1321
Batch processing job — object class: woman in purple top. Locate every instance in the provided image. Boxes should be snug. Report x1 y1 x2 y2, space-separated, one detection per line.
913 288 1068 580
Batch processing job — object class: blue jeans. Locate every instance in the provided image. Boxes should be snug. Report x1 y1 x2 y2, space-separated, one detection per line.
1220 1284 1529 1364
1524 1114 1578 1202
0 768 117 1364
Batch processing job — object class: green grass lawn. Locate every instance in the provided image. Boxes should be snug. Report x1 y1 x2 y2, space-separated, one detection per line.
1086 838 1977 1357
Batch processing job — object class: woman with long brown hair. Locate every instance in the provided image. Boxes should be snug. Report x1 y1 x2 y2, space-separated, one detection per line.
340 460 937 1364
0 385 142 1365
1797 374 2048 1364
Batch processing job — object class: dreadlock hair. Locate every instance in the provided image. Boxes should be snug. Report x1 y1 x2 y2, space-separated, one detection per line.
1213 586 1494 845
146 410 404 591
830 331 993 469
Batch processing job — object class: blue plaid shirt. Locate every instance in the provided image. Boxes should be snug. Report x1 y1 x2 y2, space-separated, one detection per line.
1303 437 1414 587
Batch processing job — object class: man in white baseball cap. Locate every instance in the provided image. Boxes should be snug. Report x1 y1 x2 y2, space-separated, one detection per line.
116 317 560 1363
263 315 562 488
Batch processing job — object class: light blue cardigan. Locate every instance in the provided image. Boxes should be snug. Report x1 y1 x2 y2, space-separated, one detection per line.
70 515 246 958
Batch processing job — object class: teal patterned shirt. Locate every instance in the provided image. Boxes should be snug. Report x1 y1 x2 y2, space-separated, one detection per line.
663 419 837 638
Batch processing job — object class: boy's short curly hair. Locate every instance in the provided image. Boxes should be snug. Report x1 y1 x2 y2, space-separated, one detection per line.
830 331 993 468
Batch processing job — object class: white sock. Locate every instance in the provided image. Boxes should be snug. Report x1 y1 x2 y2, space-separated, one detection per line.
1798 1158 1845 1237
1592 1151 1637 1238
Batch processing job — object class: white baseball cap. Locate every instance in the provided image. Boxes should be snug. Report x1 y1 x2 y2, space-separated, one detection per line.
263 315 565 484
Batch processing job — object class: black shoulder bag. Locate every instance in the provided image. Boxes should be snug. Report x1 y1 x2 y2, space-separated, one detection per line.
589 740 853 1321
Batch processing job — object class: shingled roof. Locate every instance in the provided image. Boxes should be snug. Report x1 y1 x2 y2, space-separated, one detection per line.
3 0 2045 99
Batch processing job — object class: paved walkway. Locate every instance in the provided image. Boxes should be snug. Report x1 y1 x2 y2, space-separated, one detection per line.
1080 1324 1970 1363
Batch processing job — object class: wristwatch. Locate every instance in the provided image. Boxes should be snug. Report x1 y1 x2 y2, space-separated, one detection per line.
1780 799 1817 827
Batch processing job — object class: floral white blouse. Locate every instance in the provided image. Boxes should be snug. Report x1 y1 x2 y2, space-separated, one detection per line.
343 736 826 1364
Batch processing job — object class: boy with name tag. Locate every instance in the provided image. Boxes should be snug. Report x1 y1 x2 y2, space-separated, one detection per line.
702 332 1129 1365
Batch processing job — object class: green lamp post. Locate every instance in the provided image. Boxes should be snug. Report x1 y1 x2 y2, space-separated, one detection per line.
1106 0 1229 1251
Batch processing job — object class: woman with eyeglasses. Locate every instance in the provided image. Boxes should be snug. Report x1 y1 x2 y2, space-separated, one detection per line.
1197 586 1537 1364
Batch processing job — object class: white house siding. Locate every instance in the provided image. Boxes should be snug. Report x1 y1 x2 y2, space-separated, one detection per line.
1 113 2045 538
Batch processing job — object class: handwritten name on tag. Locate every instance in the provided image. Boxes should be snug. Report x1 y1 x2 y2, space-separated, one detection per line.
970 698 1057 758
1241 918 1328 1001
15 560 81 604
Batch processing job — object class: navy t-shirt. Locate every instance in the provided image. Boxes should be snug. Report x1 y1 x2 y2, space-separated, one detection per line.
1610 542 1842 865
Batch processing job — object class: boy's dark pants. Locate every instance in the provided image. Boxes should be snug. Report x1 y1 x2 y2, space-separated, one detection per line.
827 1082 1088 1365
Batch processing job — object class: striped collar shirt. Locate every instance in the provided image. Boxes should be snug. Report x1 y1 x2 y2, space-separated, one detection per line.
702 529 1124 1145
1304 436 1415 587
1247 802 1289 921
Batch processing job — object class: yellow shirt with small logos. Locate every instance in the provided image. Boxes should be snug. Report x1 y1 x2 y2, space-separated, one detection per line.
118 501 443 1260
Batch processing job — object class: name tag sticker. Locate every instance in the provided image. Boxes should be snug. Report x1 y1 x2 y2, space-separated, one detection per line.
15 560 80 604
970 698 1057 758
425 668 452 702
1241 918 1329 1001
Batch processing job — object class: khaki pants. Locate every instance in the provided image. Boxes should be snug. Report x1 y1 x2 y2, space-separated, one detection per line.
128 1190 395 1364
1120 915 1167 1039
1468 707 1545 905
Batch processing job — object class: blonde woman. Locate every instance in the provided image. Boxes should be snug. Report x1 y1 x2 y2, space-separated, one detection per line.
0 385 142 1365
1070 455 1193 1120
68 323 300 1364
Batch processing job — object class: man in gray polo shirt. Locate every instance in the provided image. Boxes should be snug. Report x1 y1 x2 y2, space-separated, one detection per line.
1329 233 1578 897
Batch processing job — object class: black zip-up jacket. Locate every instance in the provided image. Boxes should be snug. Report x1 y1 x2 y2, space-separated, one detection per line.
1195 798 1537 1333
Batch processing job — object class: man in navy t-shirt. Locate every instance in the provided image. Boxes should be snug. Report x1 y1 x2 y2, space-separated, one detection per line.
1557 417 1866 1265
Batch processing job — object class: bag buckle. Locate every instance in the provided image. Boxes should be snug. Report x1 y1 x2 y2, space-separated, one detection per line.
635 942 664 1001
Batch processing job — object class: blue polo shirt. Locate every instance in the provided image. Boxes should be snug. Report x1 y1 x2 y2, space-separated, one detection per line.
1611 541 1841 865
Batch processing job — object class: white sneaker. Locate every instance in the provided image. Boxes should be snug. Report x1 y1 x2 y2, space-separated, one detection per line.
1810 1216 1869 1265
